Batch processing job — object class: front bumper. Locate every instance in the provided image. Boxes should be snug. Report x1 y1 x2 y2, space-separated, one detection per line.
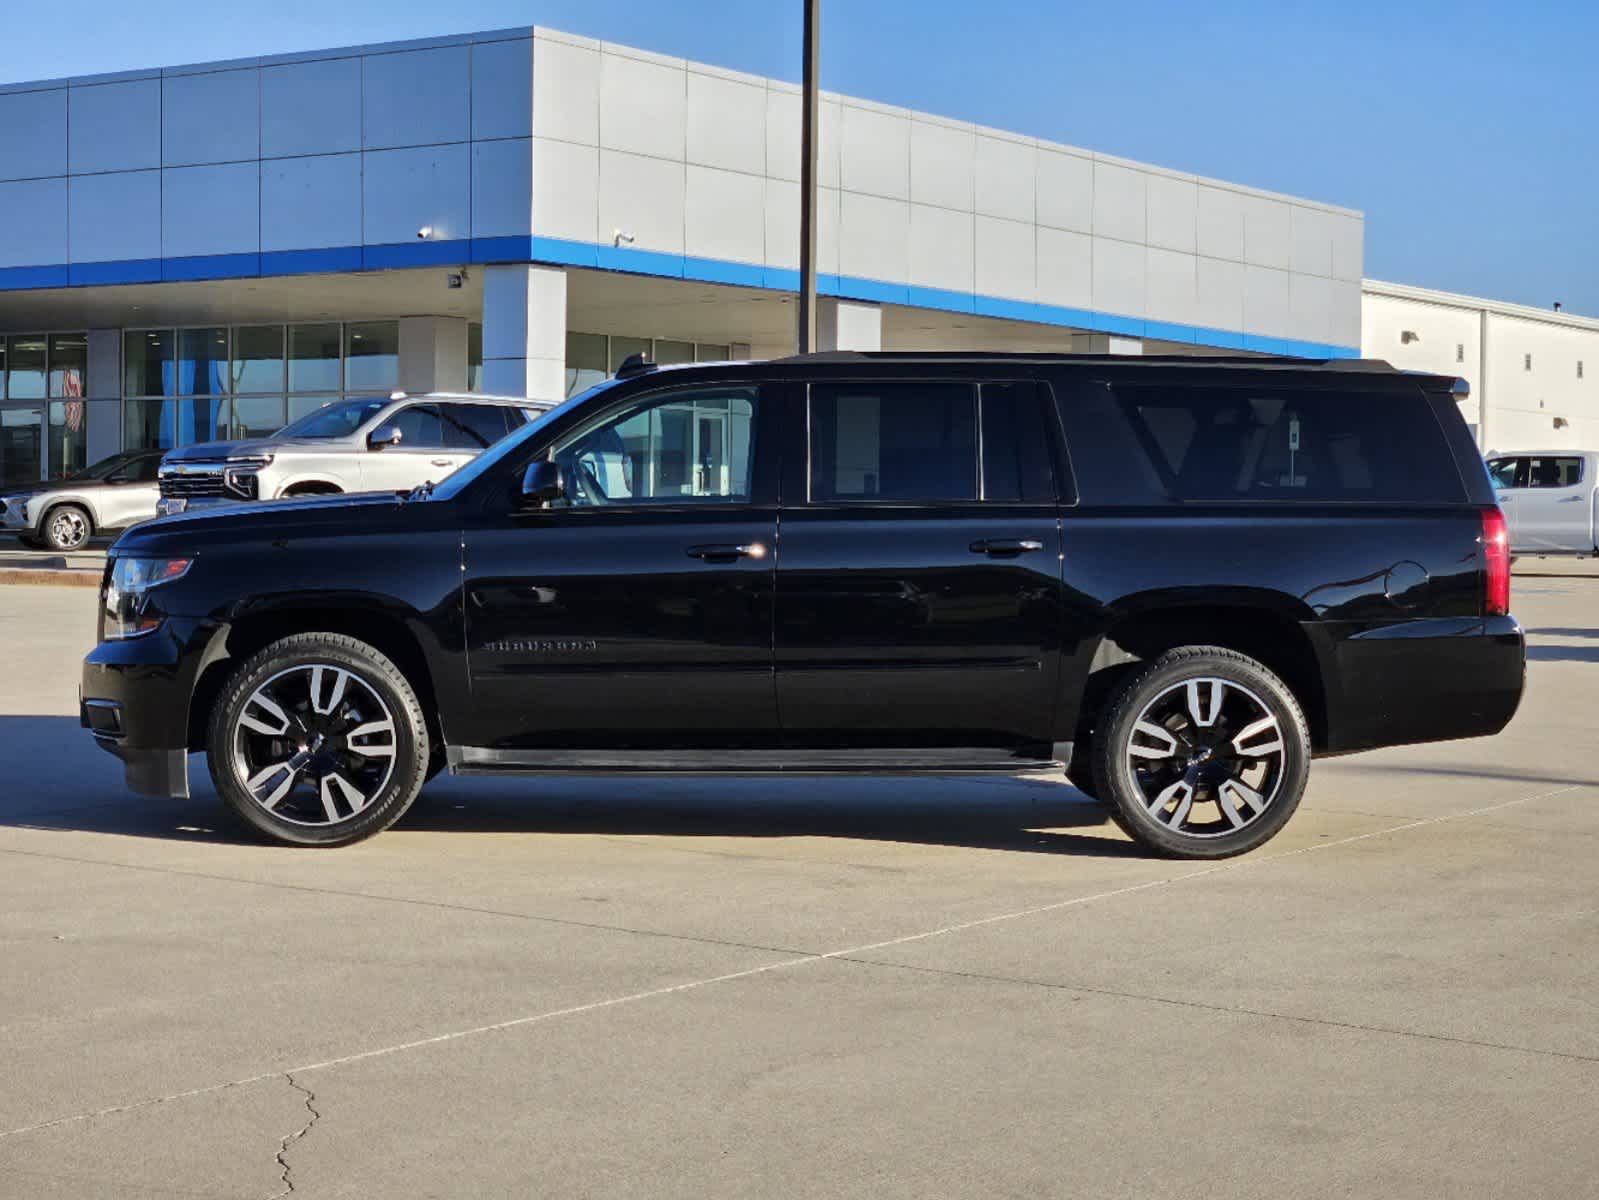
2 501 39 533
81 616 228 798
157 495 243 517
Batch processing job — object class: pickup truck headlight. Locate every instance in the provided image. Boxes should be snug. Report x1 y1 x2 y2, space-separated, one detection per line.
102 556 193 640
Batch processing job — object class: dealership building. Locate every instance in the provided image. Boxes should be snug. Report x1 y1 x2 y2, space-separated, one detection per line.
0 22 1375 485
13 21 1592 482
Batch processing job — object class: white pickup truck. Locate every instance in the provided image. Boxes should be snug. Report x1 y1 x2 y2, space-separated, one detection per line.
1487 451 1599 555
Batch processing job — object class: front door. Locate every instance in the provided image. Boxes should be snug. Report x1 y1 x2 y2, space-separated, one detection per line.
358 404 468 493
774 378 1064 758
0 406 44 487
457 380 780 755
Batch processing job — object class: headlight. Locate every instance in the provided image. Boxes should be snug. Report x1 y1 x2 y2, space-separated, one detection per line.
102 556 193 640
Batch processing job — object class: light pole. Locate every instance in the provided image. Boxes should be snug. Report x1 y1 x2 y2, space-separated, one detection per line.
797 0 820 354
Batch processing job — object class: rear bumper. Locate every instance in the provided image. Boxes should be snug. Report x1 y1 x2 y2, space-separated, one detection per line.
81 617 227 798
1318 614 1525 754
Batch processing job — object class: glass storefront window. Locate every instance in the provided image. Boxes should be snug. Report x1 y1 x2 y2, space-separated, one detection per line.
288 324 342 392
179 328 229 397
607 336 650 372
232 326 284 394
48 334 88 397
0 340 7 395
177 397 227 445
7 336 47 399
49 400 89 477
654 340 694 365
230 395 287 439
125 330 176 397
344 322 399 392
467 323 483 392
695 343 731 362
566 332 608 398
124 398 180 451
1 406 43 486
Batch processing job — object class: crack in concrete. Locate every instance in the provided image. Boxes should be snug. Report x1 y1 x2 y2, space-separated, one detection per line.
271 1073 321 1198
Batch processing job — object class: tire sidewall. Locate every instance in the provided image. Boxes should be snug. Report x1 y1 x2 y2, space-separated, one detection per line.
207 635 430 847
1095 650 1310 859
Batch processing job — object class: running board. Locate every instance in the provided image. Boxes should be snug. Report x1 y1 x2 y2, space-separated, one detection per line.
447 745 1065 775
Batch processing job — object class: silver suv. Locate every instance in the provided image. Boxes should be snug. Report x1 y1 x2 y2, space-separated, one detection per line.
157 392 551 514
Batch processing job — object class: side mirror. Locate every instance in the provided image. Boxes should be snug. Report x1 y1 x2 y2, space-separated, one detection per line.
519 460 565 506
368 425 403 450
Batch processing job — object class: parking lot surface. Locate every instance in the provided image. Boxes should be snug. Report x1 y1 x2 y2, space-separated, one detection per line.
1 579 1596 1198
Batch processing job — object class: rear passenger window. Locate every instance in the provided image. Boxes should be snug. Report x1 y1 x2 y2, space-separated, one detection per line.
980 382 1056 502
810 382 977 502
1526 456 1583 488
444 404 513 450
1116 386 1465 503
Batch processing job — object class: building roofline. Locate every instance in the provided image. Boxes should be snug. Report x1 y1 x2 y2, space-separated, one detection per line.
0 23 1361 220
1364 279 1599 334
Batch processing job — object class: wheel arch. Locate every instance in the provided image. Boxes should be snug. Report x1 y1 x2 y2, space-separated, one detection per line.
275 477 345 498
187 603 443 753
38 496 95 538
1079 593 1330 752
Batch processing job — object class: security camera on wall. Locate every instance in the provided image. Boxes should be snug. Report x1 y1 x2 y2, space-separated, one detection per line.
416 225 434 240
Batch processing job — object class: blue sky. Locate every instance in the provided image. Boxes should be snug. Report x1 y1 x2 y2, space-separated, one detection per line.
5 0 1594 314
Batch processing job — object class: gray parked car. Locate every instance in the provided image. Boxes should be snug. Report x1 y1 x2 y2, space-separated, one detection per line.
1 449 165 550
157 392 553 514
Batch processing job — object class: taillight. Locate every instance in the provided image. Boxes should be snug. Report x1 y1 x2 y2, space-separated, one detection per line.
1481 506 1510 617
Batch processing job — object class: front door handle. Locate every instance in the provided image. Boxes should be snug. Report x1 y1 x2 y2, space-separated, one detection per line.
1559 495 1582 503
430 458 454 468
970 538 1045 556
686 543 769 562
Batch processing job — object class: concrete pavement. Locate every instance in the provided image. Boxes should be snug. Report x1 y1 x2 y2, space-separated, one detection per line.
0 581 1595 1198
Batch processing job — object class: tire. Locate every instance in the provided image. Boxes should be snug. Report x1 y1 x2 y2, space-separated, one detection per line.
41 503 92 551
207 633 431 847
1092 645 1310 859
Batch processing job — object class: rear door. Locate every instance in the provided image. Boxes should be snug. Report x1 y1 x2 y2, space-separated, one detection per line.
773 376 1064 758
1515 455 1589 552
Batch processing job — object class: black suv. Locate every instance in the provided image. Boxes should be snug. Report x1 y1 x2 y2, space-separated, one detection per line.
82 353 1524 858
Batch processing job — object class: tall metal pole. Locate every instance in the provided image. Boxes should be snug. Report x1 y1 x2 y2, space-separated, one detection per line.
797 0 820 354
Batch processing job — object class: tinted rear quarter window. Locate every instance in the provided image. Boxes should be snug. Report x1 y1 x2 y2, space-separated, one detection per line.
1526 456 1583 488
1116 385 1466 503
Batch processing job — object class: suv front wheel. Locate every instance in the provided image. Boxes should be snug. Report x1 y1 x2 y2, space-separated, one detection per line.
1092 646 1310 859
207 633 431 847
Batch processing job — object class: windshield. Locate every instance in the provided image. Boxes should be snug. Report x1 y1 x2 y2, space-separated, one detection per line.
69 452 142 482
276 396 392 440
427 381 620 502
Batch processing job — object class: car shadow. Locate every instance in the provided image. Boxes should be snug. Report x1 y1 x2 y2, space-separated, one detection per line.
1525 643 1599 663
0 715 1133 858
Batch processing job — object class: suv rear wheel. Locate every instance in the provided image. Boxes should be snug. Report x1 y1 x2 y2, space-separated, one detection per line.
1092 646 1310 859
206 633 431 847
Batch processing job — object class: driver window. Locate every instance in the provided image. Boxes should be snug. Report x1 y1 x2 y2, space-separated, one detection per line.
547 386 758 507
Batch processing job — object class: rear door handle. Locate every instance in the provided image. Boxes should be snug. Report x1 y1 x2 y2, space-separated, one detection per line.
970 538 1045 556
686 543 769 562
1559 495 1582 503
430 458 454 468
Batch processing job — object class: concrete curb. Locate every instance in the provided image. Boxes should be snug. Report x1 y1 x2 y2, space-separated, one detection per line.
0 569 100 589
